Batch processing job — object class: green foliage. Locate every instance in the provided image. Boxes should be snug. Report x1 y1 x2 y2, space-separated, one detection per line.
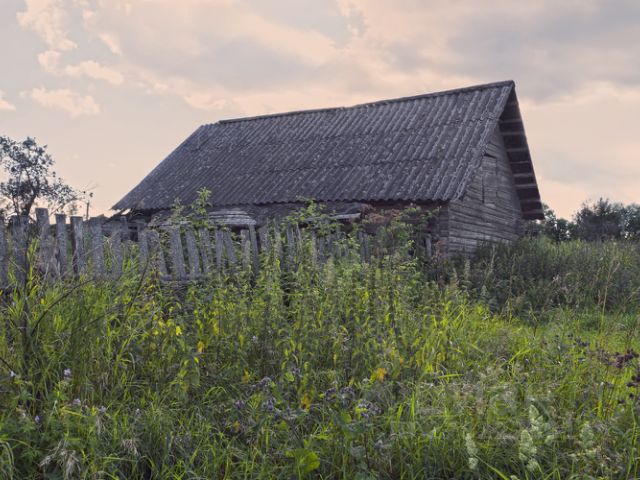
0 229 639 478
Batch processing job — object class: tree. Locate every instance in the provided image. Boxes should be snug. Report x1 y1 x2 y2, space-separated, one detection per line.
622 203 640 240
572 198 625 241
0 136 80 217
527 203 573 241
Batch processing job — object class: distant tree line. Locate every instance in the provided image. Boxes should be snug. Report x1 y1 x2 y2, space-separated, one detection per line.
531 198 640 241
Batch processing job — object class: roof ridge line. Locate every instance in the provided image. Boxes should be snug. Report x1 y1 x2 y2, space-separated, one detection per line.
210 80 515 126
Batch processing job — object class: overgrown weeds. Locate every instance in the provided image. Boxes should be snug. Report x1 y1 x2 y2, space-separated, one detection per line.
0 226 639 478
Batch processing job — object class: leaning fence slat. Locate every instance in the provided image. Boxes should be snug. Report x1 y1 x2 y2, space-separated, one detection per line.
258 226 270 253
286 224 296 268
55 214 68 277
11 216 28 286
110 223 124 278
36 208 57 277
10 216 26 286
214 229 224 271
198 228 212 274
184 227 201 278
138 229 149 269
89 218 105 277
148 229 168 276
70 216 86 275
223 230 237 266
168 226 186 278
273 222 283 266
240 230 250 271
0 216 8 287
248 225 259 273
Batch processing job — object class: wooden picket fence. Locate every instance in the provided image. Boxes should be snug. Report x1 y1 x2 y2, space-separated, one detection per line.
0 208 433 289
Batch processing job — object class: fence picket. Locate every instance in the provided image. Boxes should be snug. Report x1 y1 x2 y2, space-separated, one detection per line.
168 226 186 278
184 227 201 278
36 208 57 277
55 214 68 277
70 216 86 275
0 216 7 286
198 228 213 274
89 218 105 277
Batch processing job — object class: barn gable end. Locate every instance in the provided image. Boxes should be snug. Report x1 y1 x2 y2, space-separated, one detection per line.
444 127 524 256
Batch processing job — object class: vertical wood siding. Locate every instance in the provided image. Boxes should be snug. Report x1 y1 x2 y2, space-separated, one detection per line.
445 127 524 256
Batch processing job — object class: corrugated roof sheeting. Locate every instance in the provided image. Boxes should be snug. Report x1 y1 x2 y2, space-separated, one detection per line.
114 81 530 211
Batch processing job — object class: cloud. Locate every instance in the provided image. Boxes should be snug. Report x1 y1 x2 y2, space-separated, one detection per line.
0 91 17 112
29 87 100 117
17 0 77 51
38 50 124 85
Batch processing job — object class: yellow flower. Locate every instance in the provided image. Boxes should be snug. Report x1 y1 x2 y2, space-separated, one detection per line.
301 392 312 410
242 370 251 383
374 367 387 382
175 326 182 336
197 341 205 353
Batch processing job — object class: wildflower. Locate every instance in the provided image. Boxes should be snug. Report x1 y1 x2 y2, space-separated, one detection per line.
175 326 182 336
323 387 337 401
34 415 41 424
9 370 16 379
300 392 312 410
63 368 71 379
373 367 387 382
197 341 205 353
72 398 81 407
464 433 479 471
233 400 246 410
262 396 276 413
254 376 272 391
340 386 355 397
251 335 258 344
98 406 107 414
355 400 381 419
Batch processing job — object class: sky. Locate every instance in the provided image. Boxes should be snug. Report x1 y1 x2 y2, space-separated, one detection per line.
0 0 639 219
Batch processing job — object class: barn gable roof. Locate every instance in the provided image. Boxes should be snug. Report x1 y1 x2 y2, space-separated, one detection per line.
114 80 543 219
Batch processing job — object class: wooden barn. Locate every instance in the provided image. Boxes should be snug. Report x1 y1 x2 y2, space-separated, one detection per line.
113 80 543 256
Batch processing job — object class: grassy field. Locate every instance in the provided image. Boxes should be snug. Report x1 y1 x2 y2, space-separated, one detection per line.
1 232 640 479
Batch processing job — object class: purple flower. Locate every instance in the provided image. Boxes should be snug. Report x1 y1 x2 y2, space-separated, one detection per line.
233 400 246 410
34 415 41 424
72 398 81 406
98 406 107 414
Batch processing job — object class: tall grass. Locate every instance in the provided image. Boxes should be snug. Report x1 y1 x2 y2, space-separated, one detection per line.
0 229 639 478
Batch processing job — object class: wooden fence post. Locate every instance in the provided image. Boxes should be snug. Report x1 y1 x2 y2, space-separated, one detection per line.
248 225 259 273
10 216 28 286
35 208 57 277
0 216 7 287
240 229 250 271
168 226 186 279
89 218 105 277
147 229 168 277
184 227 201 278
55 214 68 277
214 229 224 272
110 222 124 278
70 216 86 275
223 230 237 267
198 228 213 275
138 228 149 270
